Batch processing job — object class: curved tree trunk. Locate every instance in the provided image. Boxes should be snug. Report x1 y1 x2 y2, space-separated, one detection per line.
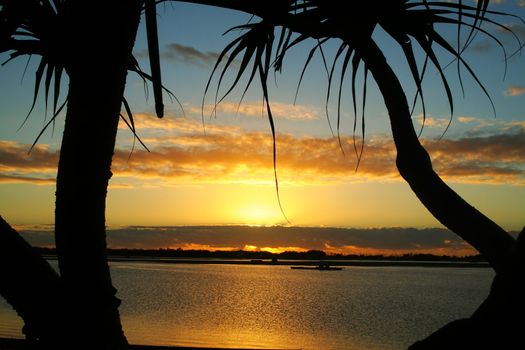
356 38 524 347
0 216 63 346
54 1 143 348
356 38 514 273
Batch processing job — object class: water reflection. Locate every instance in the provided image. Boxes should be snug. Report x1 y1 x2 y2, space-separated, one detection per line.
0 262 493 349
112 263 492 349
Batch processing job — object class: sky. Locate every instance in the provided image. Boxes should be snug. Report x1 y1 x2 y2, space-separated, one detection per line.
1 1 525 255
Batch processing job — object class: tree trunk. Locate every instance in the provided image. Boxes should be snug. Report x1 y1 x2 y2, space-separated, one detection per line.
54 1 143 348
409 226 525 349
356 38 514 273
0 216 63 346
355 38 524 347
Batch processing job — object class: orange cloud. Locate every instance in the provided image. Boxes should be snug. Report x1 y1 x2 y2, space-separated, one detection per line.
182 100 321 121
504 85 525 96
169 243 238 251
0 140 58 185
422 131 525 183
412 115 452 129
118 113 238 135
457 116 477 123
3 119 524 186
113 125 525 185
241 245 308 254
323 242 476 257
111 132 399 185
212 101 320 121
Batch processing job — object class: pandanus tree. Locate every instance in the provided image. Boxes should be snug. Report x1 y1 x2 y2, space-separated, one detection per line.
182 0 524 347
0 0 523 348
0 0 166 348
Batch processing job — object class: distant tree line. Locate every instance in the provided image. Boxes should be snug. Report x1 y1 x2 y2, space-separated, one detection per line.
33 247 486 262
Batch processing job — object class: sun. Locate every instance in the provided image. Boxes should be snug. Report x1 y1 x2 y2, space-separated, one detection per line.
236 203 283 225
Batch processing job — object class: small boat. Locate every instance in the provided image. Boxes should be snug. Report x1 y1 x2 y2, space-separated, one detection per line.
291 264 343 271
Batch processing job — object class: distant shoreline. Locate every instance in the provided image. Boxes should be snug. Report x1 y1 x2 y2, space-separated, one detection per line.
39 255 490 268
107 257 490 268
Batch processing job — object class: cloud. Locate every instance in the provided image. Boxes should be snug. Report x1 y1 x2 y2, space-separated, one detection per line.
471 18 524 53
504 85 525 96
118 100 320 143
161 43 222 68
111 132 399 185
504 23 525 40
134 43 224 69
191 101 322 121
457 116 478 123
412 115 452 129
118 113 237 135
19 225 487 256
114 116 525 185
0 141 59 185
0 174 55 185
467 40 495 53
3 117 524 186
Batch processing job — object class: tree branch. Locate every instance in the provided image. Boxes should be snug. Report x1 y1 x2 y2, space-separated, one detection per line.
0 216 62 343
358 38 514 273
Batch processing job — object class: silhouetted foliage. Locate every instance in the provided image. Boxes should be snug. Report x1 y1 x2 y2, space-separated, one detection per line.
1 0 523 349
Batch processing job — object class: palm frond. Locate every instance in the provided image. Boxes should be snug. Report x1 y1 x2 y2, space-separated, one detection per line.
121 97 150 157
202 0 523 221
145 0 164 118
29 97 67 152
203 20 290 223
128 54 183 114
1 0 67 141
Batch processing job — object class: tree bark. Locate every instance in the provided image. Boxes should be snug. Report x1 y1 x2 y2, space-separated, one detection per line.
356 38 514 273
54 1 143 348
0 216 63 346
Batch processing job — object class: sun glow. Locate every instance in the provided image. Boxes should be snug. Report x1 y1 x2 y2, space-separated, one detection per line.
236 203 283 225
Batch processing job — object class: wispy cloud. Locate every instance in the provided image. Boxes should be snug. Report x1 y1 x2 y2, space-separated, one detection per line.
504 85 525 96
474 19 525 53
412 115 452 129
504 22 525 41
161 43 221 68
194 101 322 121
457 116 478 123
467 40 495 53
134 43 223 69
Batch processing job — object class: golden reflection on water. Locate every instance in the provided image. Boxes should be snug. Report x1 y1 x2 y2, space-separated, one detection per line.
113 263 492 349
0 263 493 350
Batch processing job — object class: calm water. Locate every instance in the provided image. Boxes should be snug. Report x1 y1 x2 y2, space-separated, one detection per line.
0 262 493 349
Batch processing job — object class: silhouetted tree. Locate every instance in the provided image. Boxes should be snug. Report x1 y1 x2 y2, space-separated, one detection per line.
1 0 523 348
0 0 152 348
175 0 524 347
